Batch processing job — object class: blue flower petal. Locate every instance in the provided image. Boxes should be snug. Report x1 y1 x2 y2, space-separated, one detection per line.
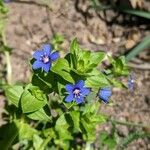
99 88 112 103
101 88 112 96
76 80 84 88
81 88 90 96
101 98 109 104
43 44 52 55
99 94 109 102
50 52 59 61
65 94 74 102
65 84 74 92
33 50 43 60
75 96 84 104
42 63 51 73
128 75 135 90
32 60 43 69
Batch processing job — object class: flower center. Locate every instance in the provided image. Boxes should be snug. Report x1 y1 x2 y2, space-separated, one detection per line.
42 55 50 64
73 88 81 98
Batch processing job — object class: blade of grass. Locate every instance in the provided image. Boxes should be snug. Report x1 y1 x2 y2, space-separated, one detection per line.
90 0 113 10
110 119 150 128
126 34 150 62
91 1 150 19
120 8 150 19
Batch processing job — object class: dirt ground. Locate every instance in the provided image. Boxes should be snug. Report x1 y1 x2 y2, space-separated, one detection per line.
1 0 150 149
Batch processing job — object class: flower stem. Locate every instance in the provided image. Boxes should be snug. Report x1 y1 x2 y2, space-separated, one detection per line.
2 30 12 84
85 142 93 150
109 119 150 128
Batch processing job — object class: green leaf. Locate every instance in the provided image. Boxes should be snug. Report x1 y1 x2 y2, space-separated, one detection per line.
53 34 64 44
89 51 105 66
86 91 97 103
21 84 47 113
15 120 38 141
51 58 74 83
0 45 12 53
120 8 150 19
32 72 55 94
81 103 106 142
70 38 81 68
69 38 106 75
120 131 150 148
126 34 150 61
43 128 55 139
0 1 8 14
5 85 24 107
82 102 100 115
55 114 73 140
27 108 51 122
70 111 80 131
0 122 19 150
81 115 96 142
33 135 44 150
77 51 105 73
85 69 110 90
55 140 70 150
51 34 64 51
100 131 117 150
108 78 127 88
110 56 129 76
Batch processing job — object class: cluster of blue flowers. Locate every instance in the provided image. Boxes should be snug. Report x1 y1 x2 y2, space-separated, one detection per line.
32 44 112 104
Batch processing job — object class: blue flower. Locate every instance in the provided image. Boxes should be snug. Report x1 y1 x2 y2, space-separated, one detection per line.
128 75 135 90
98 88 112 103
32 44 59 73
65 80 90 104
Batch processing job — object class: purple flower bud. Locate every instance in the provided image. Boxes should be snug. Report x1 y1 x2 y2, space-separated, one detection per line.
128 75 135 90
98 88 112 103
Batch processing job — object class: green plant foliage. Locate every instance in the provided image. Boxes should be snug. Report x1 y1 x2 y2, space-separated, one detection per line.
21 84 47 113
85 69 110 89
70 38 106 75
120 131 150 148
52 58 74 83
109 56 129 76
51 33 64 51
27 108 51 122
99 131 117 150
5 85 24 107
0 0 8 36
2 37 131 149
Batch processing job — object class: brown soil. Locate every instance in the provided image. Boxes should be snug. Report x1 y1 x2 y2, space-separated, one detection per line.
1 0 150 149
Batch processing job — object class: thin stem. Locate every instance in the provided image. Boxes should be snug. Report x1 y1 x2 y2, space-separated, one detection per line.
109 119 150 128
5 51 12 84
38 136 52 150
85 142 93 150
2 30 12 85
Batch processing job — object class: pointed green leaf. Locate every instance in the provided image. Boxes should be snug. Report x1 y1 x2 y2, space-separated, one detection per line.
21 84 47 113
5 85 24 107
51 58 74 83
27 108 51 122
